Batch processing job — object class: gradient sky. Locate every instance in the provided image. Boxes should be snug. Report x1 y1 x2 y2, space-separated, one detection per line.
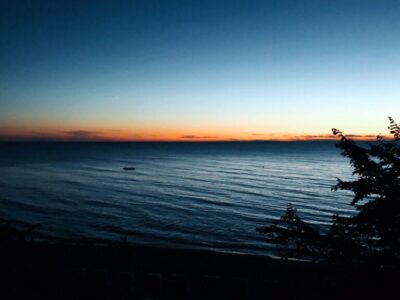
1 0 400 141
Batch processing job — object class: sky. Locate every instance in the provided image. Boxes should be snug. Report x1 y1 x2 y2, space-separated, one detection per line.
1 0 400 141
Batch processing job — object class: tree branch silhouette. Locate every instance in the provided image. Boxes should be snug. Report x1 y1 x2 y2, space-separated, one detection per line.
258 117 400 264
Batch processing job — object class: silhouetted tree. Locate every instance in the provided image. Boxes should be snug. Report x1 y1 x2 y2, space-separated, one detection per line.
257 117 400 264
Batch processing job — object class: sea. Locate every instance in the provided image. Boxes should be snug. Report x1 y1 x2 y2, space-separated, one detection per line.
0 142 355 255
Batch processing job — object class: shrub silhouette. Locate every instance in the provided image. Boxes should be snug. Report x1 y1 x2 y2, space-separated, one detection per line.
257 117 400 264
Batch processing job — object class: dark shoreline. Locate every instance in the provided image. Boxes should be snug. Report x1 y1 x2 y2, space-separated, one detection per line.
2 236 399 299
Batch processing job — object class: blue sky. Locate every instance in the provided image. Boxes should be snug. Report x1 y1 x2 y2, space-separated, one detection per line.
1 0 399 140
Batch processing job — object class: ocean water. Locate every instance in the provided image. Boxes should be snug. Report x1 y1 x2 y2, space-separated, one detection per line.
0 142 355 255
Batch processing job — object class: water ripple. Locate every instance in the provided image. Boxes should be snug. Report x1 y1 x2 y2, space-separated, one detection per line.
0 142 354 255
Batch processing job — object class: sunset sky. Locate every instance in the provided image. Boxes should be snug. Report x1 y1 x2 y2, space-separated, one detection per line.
1 0 400 141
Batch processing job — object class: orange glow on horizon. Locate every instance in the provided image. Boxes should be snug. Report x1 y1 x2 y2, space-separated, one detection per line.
0 126 384 142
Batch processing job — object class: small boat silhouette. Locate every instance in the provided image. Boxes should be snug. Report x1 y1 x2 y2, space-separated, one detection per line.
123 167 136 171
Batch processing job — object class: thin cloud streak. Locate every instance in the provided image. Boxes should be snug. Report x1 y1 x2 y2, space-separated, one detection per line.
291 134 380 141
180 135 218 139
63 130 101 138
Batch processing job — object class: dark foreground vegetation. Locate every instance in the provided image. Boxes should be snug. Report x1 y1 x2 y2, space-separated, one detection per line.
1 118 400 299
1 222 400 300
258 117 400 265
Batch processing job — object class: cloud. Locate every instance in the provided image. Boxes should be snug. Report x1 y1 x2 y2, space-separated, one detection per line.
346 134 377 138
61 130 107 141
292 134 379 141
63 130 101 138
0 130 104 141
180 135 218 139
292 134 336 140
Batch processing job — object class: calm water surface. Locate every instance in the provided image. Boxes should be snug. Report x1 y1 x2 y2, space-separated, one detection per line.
0 142 354 254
